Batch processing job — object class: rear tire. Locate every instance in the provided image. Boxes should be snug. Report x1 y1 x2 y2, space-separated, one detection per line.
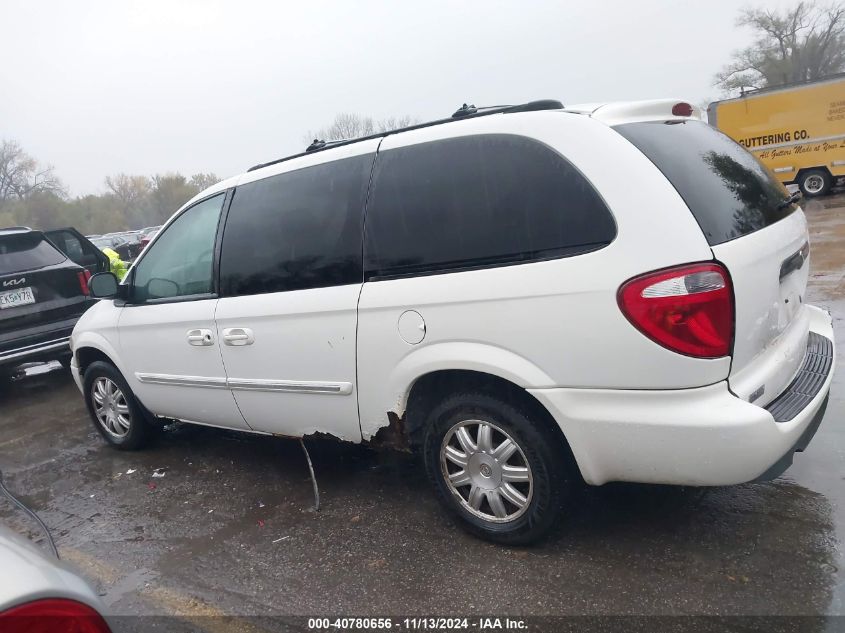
798 169 832 198
83 361 152 450
421 392 571 545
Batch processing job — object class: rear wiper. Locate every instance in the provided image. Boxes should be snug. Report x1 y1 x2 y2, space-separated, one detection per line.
776 191 802 210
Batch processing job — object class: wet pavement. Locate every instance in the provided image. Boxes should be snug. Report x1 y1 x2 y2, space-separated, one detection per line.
1 193 844 622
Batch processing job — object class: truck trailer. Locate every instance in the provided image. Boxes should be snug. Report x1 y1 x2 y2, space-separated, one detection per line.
708 74 845 197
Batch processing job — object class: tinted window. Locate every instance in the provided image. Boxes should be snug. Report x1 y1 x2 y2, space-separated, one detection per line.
0 232 66 274
132 193 225 302
363 134 615 278
47 231 84 262
614 120 797 246
219 154 373 296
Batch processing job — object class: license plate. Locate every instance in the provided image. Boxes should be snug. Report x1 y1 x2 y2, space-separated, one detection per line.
0 286 35 309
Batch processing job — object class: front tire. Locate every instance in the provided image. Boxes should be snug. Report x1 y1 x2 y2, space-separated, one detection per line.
83 361 152 450
798 169 832 197
422 392 571 544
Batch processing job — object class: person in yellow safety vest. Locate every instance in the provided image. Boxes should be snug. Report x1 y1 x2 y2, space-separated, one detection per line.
102 247 128 281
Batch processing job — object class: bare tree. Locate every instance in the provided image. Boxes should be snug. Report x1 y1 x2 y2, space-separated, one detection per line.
105 173 152 208
308 112 420 142
375 115 419 133
188 172 220 191
149 173 199 223
0 140 64 207
715 1 845 94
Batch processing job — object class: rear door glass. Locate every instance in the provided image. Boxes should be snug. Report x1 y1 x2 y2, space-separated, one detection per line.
0 233 66 275
613 120 797 246
220 154 373 296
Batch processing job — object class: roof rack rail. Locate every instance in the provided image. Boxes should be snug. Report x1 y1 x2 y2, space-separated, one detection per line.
452 103 479 117
450 101 565 118
306 139 326 152
306 138 350 153
248 99 565 172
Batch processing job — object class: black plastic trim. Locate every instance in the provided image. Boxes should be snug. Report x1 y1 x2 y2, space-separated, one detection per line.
124 292 217 307
765 332 833 422
754 394 829 482
212 188 235 297
779 241 809 281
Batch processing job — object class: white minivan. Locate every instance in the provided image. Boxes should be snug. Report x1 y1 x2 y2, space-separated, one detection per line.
71 99 835 543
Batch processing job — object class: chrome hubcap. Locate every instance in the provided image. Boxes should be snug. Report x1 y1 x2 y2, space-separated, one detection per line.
92 377 131 437
440 419 533 522
805 175 824 194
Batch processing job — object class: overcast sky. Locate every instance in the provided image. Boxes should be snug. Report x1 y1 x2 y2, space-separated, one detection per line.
2 0 795 195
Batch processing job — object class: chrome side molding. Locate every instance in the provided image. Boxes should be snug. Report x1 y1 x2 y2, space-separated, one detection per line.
227 378 353 395
135 373 229 389
135 373 353 395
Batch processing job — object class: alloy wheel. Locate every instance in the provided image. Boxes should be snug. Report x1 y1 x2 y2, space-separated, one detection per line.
91 377 132 438
440 419 533 522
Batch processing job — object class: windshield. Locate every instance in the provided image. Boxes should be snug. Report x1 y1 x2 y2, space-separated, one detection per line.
613 120 798 246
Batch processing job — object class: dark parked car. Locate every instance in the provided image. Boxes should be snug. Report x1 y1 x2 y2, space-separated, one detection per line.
0 228 94 373
116 231 145 260
44 227 110 276
139 226 160 248
90 235 139 262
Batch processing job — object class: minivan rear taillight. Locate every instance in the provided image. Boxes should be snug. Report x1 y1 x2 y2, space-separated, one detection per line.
618 263 733 358
77 270 91 296
1 598 111 633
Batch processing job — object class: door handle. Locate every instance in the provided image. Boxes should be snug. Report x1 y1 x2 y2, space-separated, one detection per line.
222 327 254 346
187 328 215 346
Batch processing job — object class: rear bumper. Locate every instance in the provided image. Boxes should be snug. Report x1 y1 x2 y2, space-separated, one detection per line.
0 316 81 368
0 335 72 368
529 304 835 486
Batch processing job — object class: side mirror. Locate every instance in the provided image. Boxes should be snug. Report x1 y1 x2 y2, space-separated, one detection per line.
88 272 119 299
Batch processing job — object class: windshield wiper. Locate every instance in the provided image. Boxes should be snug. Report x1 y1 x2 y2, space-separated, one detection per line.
776 191 802 210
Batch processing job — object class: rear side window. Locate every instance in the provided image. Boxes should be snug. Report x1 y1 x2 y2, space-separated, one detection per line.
46 230 84 262
363 134 616 278
0 232 66 275
614 120 797 246
219 154 374 296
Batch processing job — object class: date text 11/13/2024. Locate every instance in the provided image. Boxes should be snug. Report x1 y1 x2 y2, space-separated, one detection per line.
307 617 528 630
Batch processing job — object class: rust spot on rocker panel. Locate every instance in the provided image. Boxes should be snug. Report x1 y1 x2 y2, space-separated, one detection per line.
366 411 411 452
